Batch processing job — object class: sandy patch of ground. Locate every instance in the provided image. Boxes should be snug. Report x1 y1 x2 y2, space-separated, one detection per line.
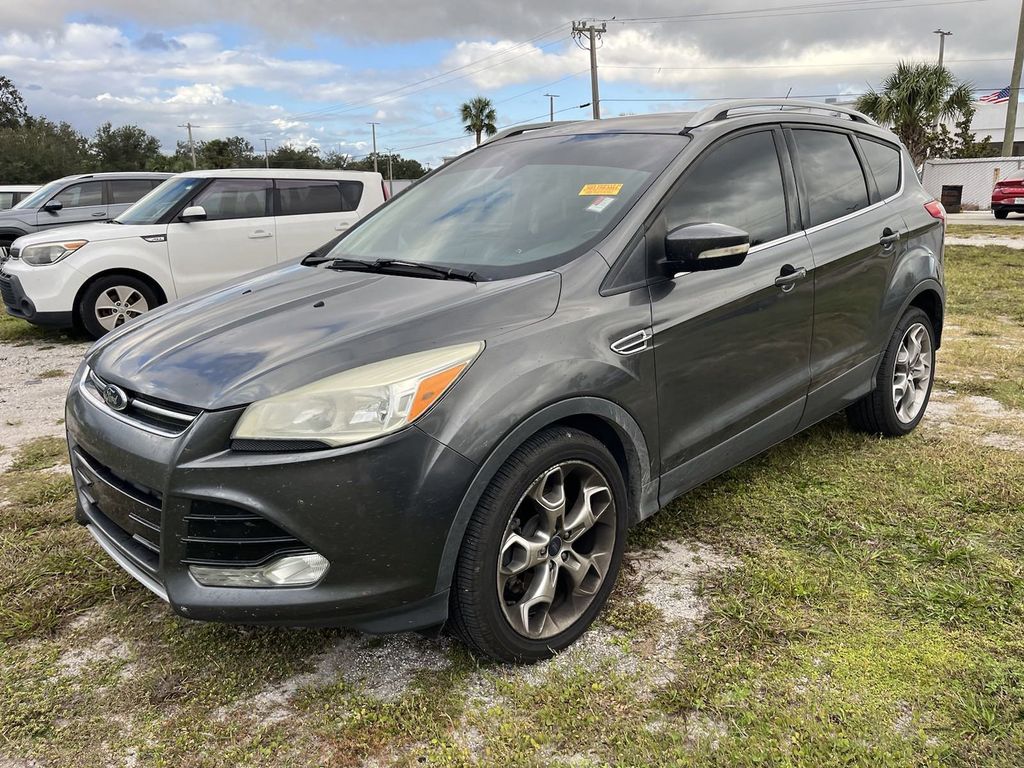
945 235 1024 249
0 340 89 472
926 390 1024 452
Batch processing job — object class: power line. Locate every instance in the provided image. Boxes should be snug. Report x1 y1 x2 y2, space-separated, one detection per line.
600 57 1012 72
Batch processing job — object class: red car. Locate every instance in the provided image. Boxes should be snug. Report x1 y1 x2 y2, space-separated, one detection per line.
991 174 1024 219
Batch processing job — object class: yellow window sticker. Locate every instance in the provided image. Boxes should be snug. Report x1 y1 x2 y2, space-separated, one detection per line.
579 183 623 196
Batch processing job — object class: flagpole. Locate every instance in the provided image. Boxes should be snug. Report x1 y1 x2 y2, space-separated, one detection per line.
1002 0 1024 156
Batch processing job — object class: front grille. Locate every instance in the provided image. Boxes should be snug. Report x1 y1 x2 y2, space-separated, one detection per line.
82 367 201 436
73 448 162 575
181 501 313 567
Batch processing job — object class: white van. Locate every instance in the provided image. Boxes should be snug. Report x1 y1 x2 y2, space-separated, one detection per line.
1 169 387 337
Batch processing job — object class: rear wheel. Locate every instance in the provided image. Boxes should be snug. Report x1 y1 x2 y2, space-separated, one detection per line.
449 427 627 662
78 274 160 339
846 307 935 436
995 210 1009 219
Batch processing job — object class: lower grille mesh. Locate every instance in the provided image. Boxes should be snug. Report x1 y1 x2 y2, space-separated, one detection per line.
182 501 312 567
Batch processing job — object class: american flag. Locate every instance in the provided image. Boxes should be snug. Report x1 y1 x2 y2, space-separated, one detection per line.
979 86 1011 104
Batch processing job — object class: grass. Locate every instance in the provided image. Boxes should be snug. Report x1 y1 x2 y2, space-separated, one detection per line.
0 313 79 344
946 223 1024 239
0 245 1023 766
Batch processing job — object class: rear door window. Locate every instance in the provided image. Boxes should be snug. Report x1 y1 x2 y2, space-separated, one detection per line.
52 181 104 209
191 179 271 221
110 179 159 205
859 138 902 199
791 130 870 227
277 180 363 215
666 130 789 247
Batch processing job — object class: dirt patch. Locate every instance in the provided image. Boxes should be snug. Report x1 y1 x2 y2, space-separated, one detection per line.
242 633 454 723
945 236 1024 250
56 636 131 677
926 390 1024 452
0 340 89 469
632 541 738 624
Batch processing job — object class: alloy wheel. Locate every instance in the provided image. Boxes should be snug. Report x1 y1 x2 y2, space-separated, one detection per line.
496 461 616 640
94 285 150 331
892 321 933 423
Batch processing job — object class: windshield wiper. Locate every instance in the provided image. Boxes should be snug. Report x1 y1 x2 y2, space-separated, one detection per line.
317 257 478 282
373 259 478 283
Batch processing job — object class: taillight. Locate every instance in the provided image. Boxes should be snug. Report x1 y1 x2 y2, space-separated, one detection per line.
382 181 390 201
924 200 945 223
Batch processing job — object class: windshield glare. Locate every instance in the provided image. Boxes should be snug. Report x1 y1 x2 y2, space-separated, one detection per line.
13 180 65 210
116 176 206 225
328 133 686 278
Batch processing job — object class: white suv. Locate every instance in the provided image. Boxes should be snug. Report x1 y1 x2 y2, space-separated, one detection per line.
0 168 387 337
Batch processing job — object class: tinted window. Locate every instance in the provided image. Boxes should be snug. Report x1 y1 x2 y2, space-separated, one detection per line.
192 179 271 221
277 180 363 215
53 181 104 209
110 179 159 205
792 130 869 227
666 131 788 246
0 192 14 210
859 138 901 199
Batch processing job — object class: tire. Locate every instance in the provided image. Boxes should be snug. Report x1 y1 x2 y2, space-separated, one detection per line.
448 427 628 662
995 210 1009 220
78 274 160 339
846 307 936 437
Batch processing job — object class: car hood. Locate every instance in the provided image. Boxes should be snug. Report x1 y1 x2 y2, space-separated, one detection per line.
88 263 562 410
14 222 165 247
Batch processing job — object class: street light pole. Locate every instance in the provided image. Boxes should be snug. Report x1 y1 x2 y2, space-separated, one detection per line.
367 122 380 173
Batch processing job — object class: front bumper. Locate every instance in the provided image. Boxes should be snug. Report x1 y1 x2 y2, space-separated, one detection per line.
0 268 74 326
66 367 478 633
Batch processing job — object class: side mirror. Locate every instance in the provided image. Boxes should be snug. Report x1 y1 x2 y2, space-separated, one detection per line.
42 199 63 212
664 222 750 274
179 205 207 222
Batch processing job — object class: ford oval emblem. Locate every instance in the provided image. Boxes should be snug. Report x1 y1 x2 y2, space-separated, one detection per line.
102 383 129 411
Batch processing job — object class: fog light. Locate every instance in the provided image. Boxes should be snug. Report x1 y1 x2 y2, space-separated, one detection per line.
189 553 329 587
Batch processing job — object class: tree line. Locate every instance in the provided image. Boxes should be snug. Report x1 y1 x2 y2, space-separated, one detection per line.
0 76 426 184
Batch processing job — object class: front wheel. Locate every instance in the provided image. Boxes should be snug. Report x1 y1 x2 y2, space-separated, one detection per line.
78 274 160 339
449 427 628 662
847 307 936 436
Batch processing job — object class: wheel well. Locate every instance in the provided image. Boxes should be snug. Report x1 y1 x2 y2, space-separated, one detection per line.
550 413 643 524
72 269 167 326
909 289 944 347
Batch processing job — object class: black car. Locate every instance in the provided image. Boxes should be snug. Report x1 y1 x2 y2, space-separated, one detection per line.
66 100 945 662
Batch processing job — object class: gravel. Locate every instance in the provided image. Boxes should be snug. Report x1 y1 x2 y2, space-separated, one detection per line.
0 339 90 471
0 339 90 473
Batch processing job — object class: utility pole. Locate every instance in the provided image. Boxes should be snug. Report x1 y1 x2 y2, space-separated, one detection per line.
262 138 271 168
544 93 559 121
177 122 200 169
367 122 380 173
1004 0 1024 156
572 21 607 119
385 148 394 196
934 29 952 68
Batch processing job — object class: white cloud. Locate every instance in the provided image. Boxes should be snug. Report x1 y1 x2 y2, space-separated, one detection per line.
166 83 229 105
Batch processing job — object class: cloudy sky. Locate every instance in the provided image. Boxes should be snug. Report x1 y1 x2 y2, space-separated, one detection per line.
0 0 1019 166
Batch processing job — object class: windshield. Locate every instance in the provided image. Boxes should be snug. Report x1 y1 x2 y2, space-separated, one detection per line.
13 180 66 210
327 133 687 279
116 176 206 225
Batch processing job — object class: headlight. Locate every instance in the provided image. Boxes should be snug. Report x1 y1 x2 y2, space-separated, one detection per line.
21 240 87 266
231 341 484 448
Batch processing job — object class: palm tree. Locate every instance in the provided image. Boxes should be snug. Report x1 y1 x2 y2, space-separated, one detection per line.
460 96 498 146
855 61 974 167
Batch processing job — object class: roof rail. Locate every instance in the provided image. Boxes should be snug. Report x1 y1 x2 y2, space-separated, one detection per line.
684 99 877 131
484 120 581 145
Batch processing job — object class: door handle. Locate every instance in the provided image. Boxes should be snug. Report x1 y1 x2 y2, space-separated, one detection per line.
334 223 350 232
91 211 107 217
774 264 807 291
248 229 273 239
879 227 901 247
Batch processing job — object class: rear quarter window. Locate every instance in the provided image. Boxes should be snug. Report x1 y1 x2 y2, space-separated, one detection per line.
859 138 902 199
277 180 364 215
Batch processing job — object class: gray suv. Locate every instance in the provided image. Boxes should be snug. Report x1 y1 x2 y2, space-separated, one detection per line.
65 101 944 662
0 172 170 254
